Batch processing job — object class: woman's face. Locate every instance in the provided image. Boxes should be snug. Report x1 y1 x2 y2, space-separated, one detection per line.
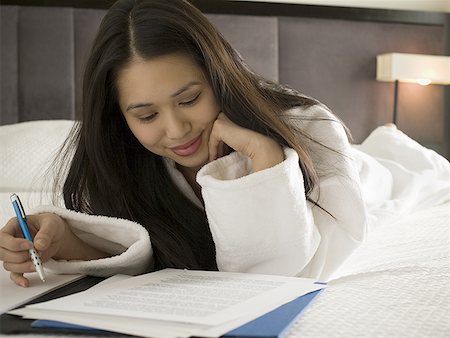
117 54 220 172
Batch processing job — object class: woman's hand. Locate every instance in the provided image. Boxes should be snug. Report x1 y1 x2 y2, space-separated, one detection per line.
208 112 284 172
0 213 67 287
0 212 109 287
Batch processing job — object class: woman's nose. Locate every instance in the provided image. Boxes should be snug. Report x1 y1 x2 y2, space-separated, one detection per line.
164 111 191 139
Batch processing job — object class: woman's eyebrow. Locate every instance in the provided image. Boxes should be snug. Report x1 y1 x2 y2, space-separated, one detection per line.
126 102 153 112
125 81 201 112
170 81 201 97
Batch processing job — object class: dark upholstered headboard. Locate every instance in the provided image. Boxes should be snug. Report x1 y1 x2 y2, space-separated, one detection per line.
1 1 449 158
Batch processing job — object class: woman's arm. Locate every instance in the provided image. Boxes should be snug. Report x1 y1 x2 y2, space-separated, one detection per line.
197 105 367 281
30 205 153 277
197 148 321 276
0 205 152 286
53 215 109 261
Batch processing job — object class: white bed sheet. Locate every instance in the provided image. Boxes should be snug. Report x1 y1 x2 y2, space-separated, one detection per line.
289 202 449 337
285 125 448 337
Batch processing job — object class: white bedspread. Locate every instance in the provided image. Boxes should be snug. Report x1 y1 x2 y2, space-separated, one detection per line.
289 203 449 337
354 125 449 227
287 126 450 337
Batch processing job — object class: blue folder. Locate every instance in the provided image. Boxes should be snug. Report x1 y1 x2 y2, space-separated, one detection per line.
32 289 324 338
223 289 323 338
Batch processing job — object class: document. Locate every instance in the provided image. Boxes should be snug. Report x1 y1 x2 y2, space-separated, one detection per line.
0 267 83 314
10 268 325 338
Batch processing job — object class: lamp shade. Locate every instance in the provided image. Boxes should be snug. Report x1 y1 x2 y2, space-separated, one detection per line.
376 53 450 85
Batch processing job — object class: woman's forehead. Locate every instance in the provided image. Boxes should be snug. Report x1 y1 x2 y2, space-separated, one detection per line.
116 54 208 109
118 54 205 83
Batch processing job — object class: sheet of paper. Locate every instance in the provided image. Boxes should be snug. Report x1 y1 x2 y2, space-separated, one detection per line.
0 267 83 314
11 307 201 338
10 269 325 338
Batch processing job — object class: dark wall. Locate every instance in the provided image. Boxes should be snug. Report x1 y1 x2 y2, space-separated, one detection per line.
0 3 448 157
278 17 445 144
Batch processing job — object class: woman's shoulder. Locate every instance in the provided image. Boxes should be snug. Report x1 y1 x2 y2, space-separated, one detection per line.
284 102 338 123
283 103 354 176
282 103 347 142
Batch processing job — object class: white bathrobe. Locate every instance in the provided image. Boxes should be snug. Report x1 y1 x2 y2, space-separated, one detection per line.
32 104 368 282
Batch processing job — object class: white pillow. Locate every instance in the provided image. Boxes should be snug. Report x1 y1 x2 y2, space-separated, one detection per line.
0 120 76 225
0 120 75 193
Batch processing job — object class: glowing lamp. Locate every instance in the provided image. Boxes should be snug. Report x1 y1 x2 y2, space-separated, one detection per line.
376 53 450 124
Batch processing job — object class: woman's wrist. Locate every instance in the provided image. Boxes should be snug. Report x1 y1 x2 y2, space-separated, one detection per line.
251 138 284 172
54 218 109 261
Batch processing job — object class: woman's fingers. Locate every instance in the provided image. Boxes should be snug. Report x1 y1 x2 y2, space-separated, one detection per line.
208 128 221 162
208 113 226 161
1 217 23 238
1 213 68 287
2 223 36 282
1 218 34 288
10 271 30 288
1 213 66 286
208 113 248 161
0 219 33 263
4 260 35 274
0 232 32 253
0 247 30 263
26 214 65 253
208 112 284 171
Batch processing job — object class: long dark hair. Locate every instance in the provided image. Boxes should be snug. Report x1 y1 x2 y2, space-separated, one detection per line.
54 0 344 271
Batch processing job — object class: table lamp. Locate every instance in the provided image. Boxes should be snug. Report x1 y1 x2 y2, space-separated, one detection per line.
376 53 450 124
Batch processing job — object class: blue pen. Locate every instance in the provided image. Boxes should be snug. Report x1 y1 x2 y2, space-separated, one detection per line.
10 193 46 282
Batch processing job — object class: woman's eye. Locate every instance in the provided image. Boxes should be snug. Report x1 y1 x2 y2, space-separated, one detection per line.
139 112 158 123
180 93 201 106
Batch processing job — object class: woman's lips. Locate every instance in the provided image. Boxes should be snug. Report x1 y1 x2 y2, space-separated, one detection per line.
170 135 202 156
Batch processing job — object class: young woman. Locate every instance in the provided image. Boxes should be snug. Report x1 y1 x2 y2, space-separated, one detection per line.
0 0 366 287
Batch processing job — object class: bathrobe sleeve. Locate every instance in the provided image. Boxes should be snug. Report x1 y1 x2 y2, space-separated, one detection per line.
196 104 367 281
29 205 152 277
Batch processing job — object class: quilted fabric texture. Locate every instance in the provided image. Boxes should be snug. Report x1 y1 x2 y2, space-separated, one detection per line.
0 120 74 224
0 120 75 192
288 203 450 337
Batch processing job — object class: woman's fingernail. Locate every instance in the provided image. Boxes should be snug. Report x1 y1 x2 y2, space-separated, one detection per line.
35 239 46 249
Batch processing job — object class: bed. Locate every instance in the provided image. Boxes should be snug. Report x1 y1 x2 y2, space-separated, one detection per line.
1 117 449 338
0 1 449 337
